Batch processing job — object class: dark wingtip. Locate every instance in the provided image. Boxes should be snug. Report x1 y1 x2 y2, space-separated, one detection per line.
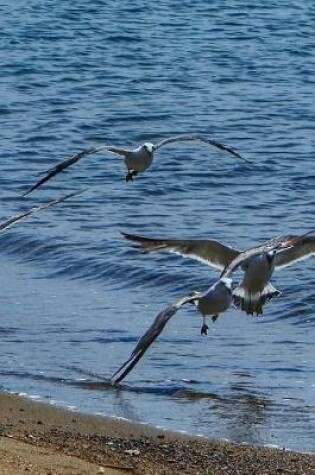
121 231 137 241
241 156 252 164
234 152 251 163
21 176 50 197
21 186 35 198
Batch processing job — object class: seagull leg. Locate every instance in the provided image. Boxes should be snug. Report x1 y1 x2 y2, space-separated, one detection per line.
126 170 139 182
201 316 209 335
201 324 209 335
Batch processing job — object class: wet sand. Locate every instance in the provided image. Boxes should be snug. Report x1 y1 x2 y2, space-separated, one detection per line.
0 391 314 475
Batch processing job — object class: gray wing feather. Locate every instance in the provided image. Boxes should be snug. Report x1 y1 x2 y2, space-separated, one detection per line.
153 134 247 161
274 236 315 269
122 232 240 270
111 295 194 384
221 234 310 278
0 190 83 233
23 145 128 196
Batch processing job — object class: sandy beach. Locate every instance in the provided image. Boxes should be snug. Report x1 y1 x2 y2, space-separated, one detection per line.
0 391 314 474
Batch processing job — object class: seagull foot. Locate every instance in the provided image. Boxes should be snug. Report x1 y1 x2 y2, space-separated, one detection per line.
126 170 138 182
212 314 219 323
201 324 209 336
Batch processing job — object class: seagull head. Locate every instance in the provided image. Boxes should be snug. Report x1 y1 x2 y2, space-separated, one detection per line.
266 249 277 265
188 290 199 305
143 142 155 154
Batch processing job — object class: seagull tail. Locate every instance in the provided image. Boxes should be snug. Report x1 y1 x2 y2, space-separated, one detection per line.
233 284 281 316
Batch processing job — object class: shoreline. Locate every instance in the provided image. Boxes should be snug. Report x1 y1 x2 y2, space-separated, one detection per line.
0 391 314 474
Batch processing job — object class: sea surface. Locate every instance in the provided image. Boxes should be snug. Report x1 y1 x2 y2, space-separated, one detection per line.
0 0 314 453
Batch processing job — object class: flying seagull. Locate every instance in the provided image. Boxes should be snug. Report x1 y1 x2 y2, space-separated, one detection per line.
111 236 302 383
0 190 83 233
122 230 315 316
111 277 234 384
22 134 247 196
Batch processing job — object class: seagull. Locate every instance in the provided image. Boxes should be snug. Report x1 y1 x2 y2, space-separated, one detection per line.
0 190 83 233
22 134 247 196
111 236 302 383
111 277 234 384
122 231 315 316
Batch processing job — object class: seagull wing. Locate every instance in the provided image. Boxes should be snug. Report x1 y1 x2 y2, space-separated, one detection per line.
221 234 308 278
122 232 239 270
274 235 315 269
153 134 248 162
23 145 130 196
111 295 195 384
0 190 83 233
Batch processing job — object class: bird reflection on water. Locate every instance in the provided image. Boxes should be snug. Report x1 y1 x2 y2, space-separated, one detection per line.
68 367 273 447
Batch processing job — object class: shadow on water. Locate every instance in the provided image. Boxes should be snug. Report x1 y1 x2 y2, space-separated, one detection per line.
68 367 274 446
1 365 274 447
2 365 272 404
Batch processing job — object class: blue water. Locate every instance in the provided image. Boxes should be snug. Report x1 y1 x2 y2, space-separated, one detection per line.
1 0 314 453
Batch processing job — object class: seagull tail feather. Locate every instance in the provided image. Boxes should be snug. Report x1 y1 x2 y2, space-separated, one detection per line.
233 283 281 316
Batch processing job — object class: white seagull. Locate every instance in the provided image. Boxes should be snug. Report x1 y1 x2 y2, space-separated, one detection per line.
122 231 315 316
0 190 82 233
111 235 302 383
111 277 234 384
22 134 247 196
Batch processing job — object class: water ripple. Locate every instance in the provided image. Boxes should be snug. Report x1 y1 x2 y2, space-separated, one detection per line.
0 0 314 454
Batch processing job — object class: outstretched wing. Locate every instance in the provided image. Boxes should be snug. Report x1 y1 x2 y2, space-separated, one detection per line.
122 232 239 270
111 295 194 384
274 235 315 269
0 190 83 233
23 145 129 196
153 134 248 162
221 233 309 278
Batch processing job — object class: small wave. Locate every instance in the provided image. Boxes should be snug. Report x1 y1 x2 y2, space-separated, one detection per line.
0 229 207 292
0 327 19 335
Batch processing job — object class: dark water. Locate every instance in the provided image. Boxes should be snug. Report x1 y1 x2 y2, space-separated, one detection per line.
1 0 314 453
